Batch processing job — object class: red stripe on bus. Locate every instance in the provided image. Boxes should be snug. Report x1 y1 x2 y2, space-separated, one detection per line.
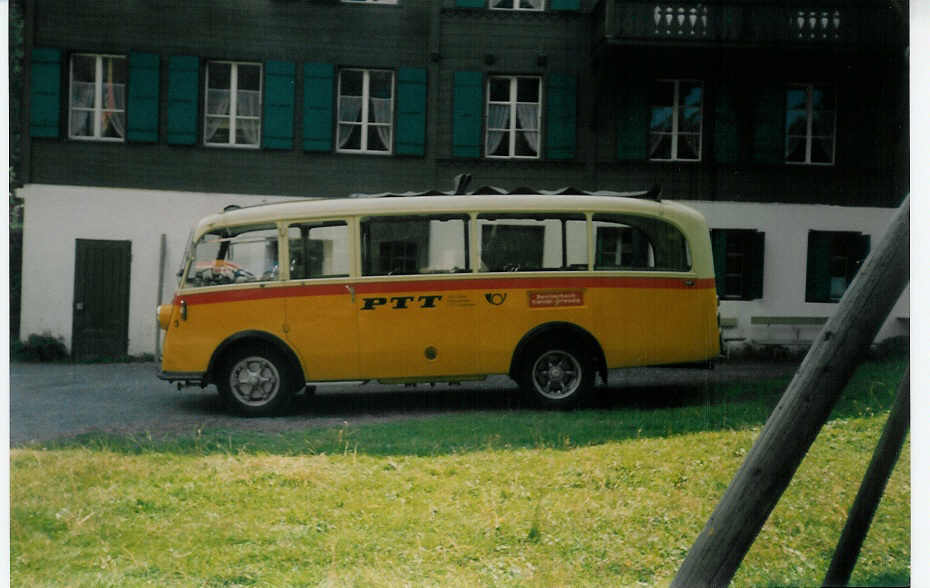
350 276 716 294
176 276 715 306
175 284 346 306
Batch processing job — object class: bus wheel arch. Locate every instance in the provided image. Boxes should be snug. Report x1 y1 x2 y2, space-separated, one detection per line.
510 323 606 408
208 331 305 416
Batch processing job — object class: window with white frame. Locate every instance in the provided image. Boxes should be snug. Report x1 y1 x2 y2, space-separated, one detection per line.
69 54 127 141
649 79 703 161
785 84 836 165
486 76 541 159
490 0 544 10
338 69 395 154
204 61 262 147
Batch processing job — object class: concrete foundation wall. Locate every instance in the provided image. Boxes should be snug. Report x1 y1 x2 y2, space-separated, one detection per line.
19 184 295 356
684 200 909 348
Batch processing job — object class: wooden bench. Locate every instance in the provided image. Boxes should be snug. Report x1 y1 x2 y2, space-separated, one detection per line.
720 317 739 330
750 316 828 346
719 317 744 356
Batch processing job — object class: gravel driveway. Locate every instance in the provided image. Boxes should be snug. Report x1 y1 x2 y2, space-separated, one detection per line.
10 360 800 446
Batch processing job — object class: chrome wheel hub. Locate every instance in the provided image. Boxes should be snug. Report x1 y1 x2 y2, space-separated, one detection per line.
532 350 582 400
229 356 280 406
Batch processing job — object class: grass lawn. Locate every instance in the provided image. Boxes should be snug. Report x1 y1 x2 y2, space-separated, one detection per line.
12 358 909 586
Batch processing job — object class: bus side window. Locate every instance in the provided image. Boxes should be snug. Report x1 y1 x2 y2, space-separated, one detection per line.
184 225 279 287
287 221 350 280
477 213 587 272
593 214 690 271
593 222 654 270
360 215 469 276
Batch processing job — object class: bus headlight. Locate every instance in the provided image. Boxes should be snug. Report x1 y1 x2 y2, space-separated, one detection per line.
157 304 173 330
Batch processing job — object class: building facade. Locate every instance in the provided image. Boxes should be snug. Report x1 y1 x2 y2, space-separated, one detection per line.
16 0 909 358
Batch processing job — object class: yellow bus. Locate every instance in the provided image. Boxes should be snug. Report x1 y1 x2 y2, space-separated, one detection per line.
157 191 720 416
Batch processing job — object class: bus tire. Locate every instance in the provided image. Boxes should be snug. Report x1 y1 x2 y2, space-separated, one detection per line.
519 339 594 409
217 344 296 417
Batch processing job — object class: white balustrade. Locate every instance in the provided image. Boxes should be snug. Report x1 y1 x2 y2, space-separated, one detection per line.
791 9 842 40
653 4 709 37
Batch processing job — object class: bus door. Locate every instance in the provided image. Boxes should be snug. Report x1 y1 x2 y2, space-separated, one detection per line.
592 213 702 364
282 221 360 381
355 215 478 380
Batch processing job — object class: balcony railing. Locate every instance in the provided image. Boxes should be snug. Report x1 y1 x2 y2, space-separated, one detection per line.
593 0 902 50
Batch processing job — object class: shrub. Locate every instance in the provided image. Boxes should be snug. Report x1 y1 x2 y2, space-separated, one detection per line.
869 335 909 360
12 332 69 362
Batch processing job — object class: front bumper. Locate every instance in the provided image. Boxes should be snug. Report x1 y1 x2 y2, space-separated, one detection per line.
157 366 207 387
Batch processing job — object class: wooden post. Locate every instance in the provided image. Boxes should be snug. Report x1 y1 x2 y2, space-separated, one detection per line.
154 233 167 358
823 368 910 587
672 196 909 587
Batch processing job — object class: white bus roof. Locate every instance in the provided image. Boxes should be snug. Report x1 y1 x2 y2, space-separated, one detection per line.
194 189 709 239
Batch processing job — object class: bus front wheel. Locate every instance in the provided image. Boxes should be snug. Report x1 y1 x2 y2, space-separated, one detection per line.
218 345 296 417
520 340 594 409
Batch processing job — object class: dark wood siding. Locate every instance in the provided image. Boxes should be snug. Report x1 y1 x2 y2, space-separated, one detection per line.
24 0 905 207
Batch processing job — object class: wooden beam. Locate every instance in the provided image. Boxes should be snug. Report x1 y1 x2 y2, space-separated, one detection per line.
155 233 167 358
823 368 910 587
672 196 909 587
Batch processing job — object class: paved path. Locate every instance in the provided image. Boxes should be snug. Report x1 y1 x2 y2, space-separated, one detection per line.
10 360 800 446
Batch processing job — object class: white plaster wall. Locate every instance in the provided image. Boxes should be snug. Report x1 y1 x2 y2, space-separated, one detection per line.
18 185 909 357
681 200 909 346
18 184 295 356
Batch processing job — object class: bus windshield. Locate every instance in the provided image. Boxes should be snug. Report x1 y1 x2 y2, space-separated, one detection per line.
184 224 278 287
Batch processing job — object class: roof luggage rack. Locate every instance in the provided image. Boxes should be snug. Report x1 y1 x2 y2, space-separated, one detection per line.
349 174 662 202
220 177 663 213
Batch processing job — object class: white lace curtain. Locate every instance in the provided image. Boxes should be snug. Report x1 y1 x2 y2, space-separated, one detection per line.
70 81 96 136
517 103 539 154
486 103 539 156
338 95 362 148
370 97 392 149
486 104 510 155
339 95 392 150
206 89 261 144
70 81 125 138
101 82 126 137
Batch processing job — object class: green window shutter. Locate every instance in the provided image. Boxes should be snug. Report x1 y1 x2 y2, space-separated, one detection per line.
456 0 485 7
396 67 427 156
805 231 832 302
616 80 649 160
550 0 581 10
714 85 740 163
746 231 765 300
854 234 871 263
166 55 200 145
29 48 62 138
850 233 871 283
303 63 335 152
710 230 727 298
453 71 483 158
127 52 160 143
262 61 296 150
545 74 576 160
752 85 785 164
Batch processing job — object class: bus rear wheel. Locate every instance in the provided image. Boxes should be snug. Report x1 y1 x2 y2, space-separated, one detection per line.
218 345 296 417
520 340 594 409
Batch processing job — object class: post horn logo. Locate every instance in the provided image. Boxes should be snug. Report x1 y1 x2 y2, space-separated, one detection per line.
484 293 507 306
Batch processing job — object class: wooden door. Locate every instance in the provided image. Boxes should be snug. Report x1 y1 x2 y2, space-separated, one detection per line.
72 239 131 360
